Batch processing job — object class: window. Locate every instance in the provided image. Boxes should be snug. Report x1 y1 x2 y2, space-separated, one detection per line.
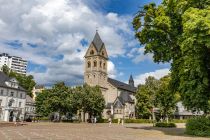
19 102 22 107
103 63 106 69
90 50 94 55
10 92 14 97
0 90 3 95
102 51 104 56
87 61 91 68
20 93 23 98
94 61 97 67
0 99 2 106
100 61 102 68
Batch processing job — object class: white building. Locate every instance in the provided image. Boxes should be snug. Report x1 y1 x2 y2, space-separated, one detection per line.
0 71 27 122
25 95 36 120
0 53 27 75
174 102 203 119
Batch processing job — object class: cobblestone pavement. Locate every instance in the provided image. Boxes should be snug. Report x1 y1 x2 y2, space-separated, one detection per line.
0 123 209 140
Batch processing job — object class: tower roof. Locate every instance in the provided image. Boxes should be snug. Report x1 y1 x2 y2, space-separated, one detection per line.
129 75 134 81
92 31 104 52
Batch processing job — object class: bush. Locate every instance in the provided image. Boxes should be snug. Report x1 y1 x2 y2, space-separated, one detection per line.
125 119 153 123
97 118 108 123
170 119 187 123
155 122 176 128
186 117 210 137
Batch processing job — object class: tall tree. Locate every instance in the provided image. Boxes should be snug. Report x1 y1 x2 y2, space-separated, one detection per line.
156 75 179 122
135 76 160 119
133 0 210 113
2 65 10 75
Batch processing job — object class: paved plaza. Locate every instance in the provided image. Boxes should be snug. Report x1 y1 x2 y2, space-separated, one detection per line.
0 123 209 140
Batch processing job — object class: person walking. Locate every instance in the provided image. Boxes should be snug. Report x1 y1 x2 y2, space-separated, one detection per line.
94 117 97 124
118 118 120 125
108 117 112 127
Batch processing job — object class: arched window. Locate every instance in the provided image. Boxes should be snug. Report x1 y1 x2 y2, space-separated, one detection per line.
103 63 106 69
87 61 91 68
102 51 104 56
90 50 94 55
94 61 97 67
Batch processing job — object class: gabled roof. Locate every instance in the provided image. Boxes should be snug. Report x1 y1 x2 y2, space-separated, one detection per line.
26 95 35 104
92 31 104 52
0 72 26 91
108 78 136 93
119 93 134 103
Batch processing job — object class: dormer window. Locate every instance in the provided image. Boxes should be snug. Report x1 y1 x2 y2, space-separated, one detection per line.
90 50 94 55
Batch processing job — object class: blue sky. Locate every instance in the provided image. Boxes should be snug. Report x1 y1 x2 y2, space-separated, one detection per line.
0 0 170 86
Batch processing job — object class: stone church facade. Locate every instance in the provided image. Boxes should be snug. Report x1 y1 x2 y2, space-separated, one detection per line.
84 32 136 119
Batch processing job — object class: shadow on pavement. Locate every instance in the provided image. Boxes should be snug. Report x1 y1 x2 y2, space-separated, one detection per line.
125 125 200 138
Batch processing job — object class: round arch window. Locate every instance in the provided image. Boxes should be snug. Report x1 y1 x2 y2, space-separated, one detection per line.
94 61 97 67
87 61 91 68
103 63 106 69
90 50 94 55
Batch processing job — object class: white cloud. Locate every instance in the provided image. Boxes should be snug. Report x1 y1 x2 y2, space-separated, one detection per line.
107 61 117 79
127 47 153 64
0 0 136 85
134 68 170 86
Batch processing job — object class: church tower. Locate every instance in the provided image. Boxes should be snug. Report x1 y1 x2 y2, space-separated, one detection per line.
84 31 108 87
129 75 134 87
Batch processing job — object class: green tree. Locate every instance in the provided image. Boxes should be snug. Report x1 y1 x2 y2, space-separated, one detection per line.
35 89 51 117
2 65 10 75
83 85 105 117
156 75 179 122
135 76 159 119
133 0 210 113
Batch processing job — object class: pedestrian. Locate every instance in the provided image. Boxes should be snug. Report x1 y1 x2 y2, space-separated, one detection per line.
118 118 120 125
108 117 112 127
94 117 97 124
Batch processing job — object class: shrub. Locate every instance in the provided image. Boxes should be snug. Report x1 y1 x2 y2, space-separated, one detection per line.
170 119 187 123
186 117 210 137
125 119 153 123
97 119 108 123
155 122 176 128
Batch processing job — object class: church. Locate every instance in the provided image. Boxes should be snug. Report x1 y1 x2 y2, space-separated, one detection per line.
84 31 136 119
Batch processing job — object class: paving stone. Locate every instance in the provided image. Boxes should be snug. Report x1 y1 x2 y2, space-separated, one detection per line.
0 123 208 140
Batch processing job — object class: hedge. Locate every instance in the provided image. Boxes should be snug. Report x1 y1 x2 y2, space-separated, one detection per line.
186 117 210 137
155 122 176 128
170 119 187 123
125 119 153 123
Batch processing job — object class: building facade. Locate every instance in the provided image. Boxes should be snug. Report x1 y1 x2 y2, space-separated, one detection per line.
0 53 27 75
174 102 203 119
25 95 36 120
84 32 136 119
0 72 27 122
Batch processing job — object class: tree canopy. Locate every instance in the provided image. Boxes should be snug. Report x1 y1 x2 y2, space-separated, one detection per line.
35 83 105 119
135 75 179 120
133 0 210 113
